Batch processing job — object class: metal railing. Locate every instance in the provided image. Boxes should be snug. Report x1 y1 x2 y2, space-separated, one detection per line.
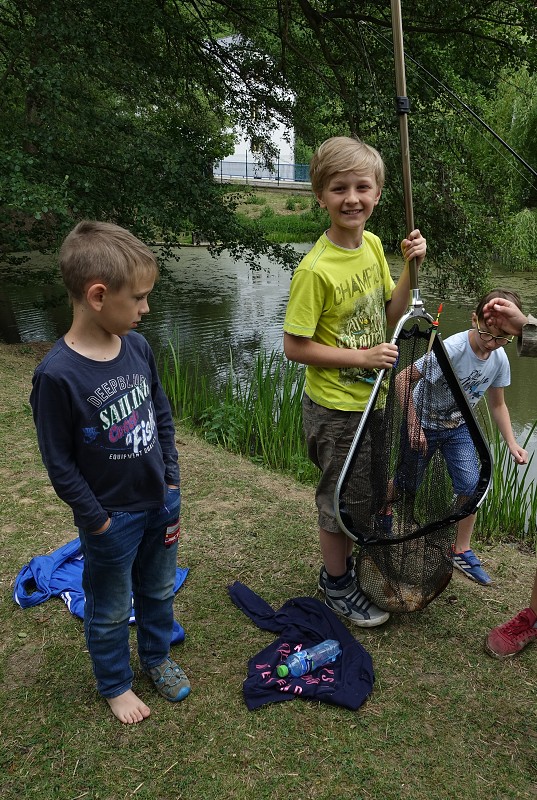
213 158 310 185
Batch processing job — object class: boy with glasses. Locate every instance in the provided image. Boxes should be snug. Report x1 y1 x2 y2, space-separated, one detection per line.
390 288 528 585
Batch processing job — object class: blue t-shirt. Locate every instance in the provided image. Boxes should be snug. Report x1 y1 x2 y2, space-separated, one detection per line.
30 332 179 531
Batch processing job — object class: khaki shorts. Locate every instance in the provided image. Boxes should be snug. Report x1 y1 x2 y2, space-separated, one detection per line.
302 394 383 533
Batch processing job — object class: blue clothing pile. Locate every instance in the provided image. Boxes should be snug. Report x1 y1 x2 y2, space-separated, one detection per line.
228 581 374 710
13 537 188 644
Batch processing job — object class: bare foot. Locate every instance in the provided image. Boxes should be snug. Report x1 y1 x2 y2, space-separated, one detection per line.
106 689 151 724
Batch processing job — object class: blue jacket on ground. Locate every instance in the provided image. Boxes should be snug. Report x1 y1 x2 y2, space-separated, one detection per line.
14 538 187 644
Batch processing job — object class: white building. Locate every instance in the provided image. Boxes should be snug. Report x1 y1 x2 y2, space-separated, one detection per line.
213 36 304 183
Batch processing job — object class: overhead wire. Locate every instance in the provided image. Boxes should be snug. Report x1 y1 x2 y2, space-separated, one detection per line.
357 20 537 189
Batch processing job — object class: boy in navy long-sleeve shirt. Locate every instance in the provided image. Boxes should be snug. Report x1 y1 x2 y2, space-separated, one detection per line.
30 220 190 724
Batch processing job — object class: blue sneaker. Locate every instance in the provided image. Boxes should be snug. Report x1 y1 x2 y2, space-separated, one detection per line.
452 549 492 585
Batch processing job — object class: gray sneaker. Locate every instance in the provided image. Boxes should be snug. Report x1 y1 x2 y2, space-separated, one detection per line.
318 557 356 592
144 656 191 702
324 572 390 628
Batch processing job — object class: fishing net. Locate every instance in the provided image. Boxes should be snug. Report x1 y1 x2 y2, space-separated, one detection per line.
332 0 493 613
335 310 492 613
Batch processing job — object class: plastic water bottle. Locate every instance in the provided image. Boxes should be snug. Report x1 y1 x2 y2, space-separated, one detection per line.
276 639 342 678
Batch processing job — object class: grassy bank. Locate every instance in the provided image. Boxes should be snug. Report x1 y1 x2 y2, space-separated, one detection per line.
1 343 536 800
233 187 329 243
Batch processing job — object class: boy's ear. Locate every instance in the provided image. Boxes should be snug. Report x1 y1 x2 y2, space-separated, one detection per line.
86 283 108 311
315 191 327 209
374 188 382 205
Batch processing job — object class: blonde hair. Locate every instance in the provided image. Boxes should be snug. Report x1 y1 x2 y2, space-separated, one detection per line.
59 220 158 301
309 136 385 195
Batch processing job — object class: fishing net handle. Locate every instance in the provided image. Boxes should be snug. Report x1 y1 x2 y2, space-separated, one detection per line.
391 0 418 291
334 308 434 542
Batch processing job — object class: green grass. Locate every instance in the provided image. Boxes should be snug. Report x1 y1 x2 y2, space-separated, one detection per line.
227 185 328 243
243 193 267 206
2 344 536 800
235 207 329 243
285 195 310 211
252 208 328 243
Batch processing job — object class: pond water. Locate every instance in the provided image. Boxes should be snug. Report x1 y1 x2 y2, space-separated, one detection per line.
2 244 537 472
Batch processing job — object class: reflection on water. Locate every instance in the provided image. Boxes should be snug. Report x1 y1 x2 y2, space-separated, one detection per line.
0 246 307 385
2 244 537 475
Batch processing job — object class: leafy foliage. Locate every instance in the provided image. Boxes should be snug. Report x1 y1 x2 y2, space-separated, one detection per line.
225 0 537 293
2 0 537 291
0 0 297 269
499 208 537 271
160 344 319 483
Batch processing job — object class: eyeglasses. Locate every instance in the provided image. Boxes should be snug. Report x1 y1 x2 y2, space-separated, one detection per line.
476 327 514 345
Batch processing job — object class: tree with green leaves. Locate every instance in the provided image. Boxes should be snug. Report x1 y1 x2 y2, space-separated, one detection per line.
208 0 537 290
2 0 537 292
0 0 297 269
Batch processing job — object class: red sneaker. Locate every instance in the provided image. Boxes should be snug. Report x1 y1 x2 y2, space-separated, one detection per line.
485 607 537 659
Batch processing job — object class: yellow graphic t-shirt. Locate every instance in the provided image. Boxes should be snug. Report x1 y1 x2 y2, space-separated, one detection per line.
284 231 395 411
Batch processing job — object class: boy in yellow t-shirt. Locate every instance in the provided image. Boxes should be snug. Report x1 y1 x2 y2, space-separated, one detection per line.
283 136 426 627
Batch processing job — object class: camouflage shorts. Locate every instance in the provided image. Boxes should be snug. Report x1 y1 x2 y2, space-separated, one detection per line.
302 394 383 533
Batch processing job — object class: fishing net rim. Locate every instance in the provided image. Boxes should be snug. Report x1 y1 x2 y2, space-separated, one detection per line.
334 317 493 546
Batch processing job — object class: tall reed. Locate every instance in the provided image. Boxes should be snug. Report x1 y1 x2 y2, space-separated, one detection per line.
159 344 535 548
158 338 217 426
159 344 319 483
475 406 537 549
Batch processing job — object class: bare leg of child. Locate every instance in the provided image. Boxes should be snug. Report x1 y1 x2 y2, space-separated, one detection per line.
106 689 151 724
320 528 352 577
454 511 475 552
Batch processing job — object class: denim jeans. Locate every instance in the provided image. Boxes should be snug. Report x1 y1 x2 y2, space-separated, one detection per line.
78 487 181 698
396 423 479 496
